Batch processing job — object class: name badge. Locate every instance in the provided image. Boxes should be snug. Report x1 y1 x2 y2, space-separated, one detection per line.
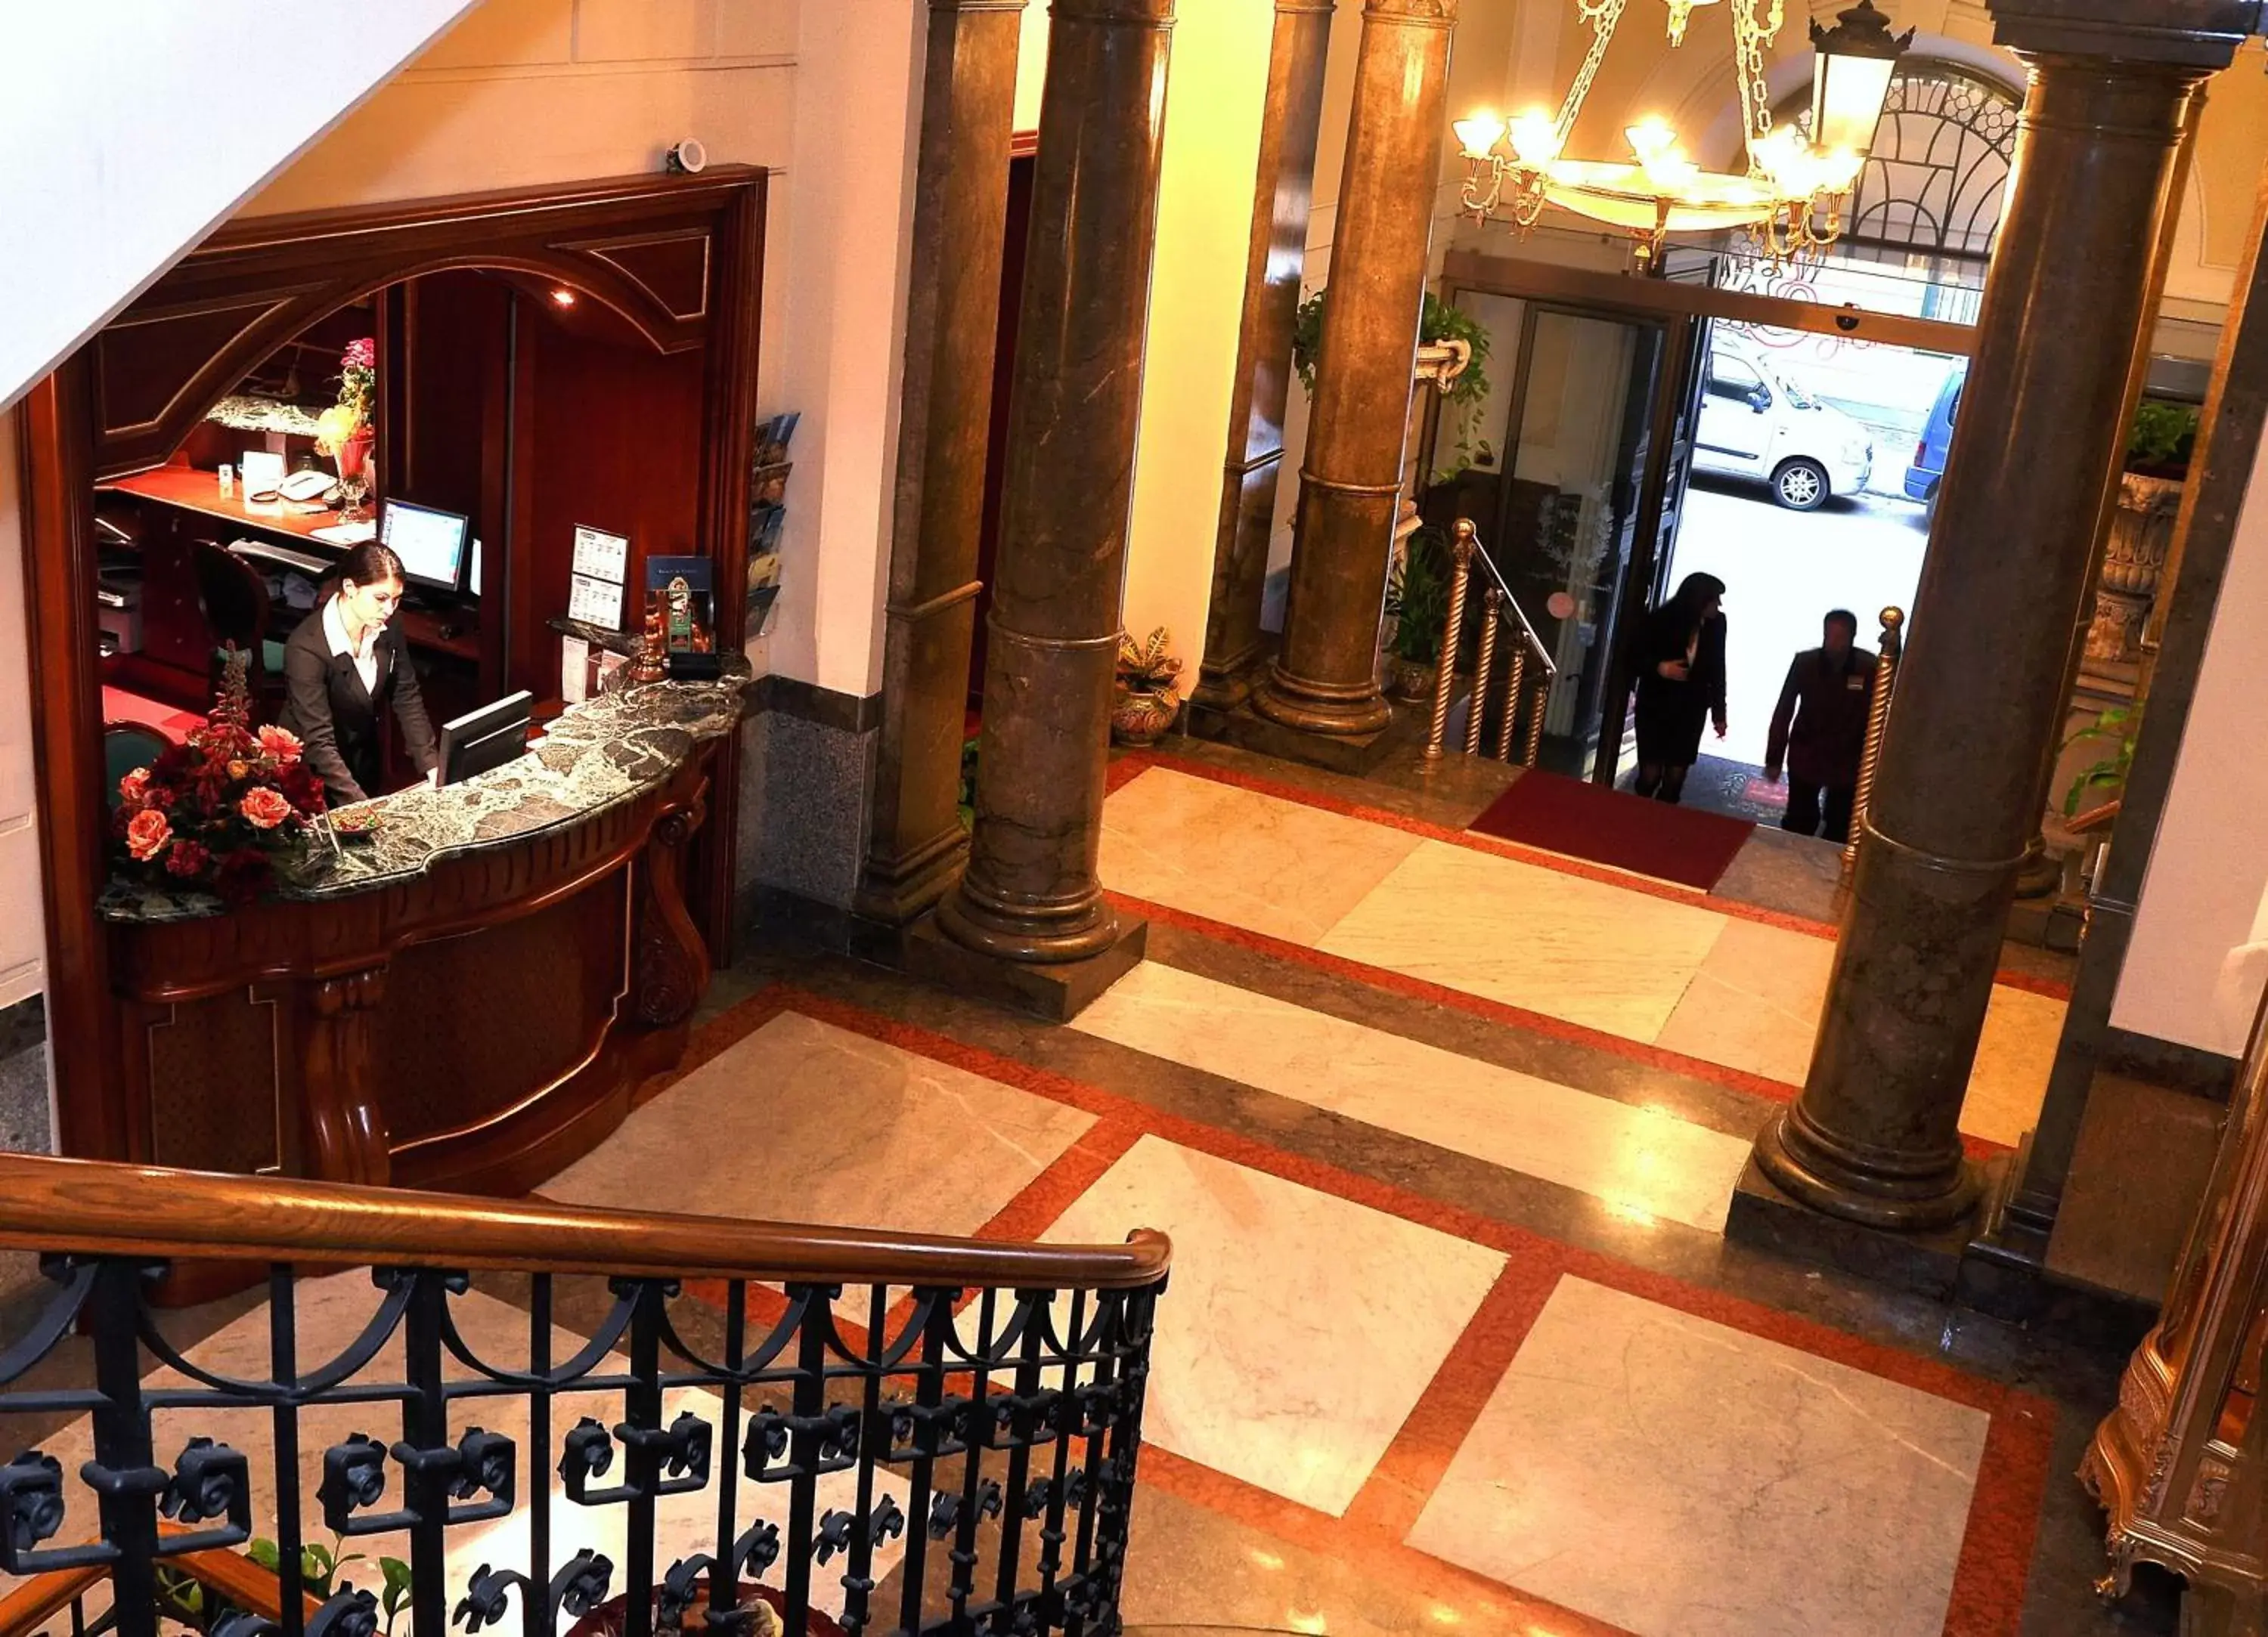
1845 675 1867 690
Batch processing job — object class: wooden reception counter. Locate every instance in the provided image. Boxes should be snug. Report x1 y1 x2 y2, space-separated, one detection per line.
98 666 751 1203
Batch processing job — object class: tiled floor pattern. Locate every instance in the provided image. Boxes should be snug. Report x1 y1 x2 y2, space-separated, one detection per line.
565 984 2061 1636
1101 762 2065 1149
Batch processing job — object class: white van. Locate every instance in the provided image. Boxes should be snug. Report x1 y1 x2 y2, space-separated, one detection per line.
1693 339 1874 511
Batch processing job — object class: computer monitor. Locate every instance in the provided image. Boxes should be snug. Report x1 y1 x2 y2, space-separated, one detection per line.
436 690 533 786
380 500 470 592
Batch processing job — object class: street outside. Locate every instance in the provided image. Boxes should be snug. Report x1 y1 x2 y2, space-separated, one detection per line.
1667 472 1930 772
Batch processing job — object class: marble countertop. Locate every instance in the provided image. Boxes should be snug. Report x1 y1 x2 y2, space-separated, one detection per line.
103 663 752 925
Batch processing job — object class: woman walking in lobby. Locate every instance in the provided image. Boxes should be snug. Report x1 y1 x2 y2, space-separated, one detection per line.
1631 571 1727 805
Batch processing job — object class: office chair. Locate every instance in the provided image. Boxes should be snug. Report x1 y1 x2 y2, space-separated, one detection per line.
102 723 173 809
190 540 287 716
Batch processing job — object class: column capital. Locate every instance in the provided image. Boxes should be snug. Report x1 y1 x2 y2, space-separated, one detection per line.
1987 0 2257 67
1364 0 1458 23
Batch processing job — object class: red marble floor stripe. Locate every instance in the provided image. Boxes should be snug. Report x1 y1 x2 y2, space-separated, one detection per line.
1339 1255 1561 1544
1943 1388 2059 1637
1136 1444 1638 1637
971 1113 1148 1246
631 987 795 1111
1105 752 1152 796
1108 887 2013 1165
1117 749 2076 1001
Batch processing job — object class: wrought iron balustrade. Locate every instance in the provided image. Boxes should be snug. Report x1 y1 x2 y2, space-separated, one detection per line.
0 1154 1169 1637
1421 518 1557 768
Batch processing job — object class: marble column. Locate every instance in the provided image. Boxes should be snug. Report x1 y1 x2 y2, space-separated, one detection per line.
1751 19 2229 1231
1191 0 1337 713
1252 0 1457 738
857 0 1027 928
931 0 1172 988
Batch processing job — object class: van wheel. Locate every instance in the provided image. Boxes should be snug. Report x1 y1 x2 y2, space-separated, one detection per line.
1925 484 1939 526
1772 459 1829 511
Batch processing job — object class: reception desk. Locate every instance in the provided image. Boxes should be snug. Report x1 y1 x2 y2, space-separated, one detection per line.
99 667 751 1208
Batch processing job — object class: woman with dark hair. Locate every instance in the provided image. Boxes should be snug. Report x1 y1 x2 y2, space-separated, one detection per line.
278 541 439 806
1631 571 1727 804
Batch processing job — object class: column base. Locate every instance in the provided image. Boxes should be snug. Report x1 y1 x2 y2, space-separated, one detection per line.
1188 695 1411 777
851 826 969 928
1752 1102 1981 1231
1191 640 1272 714
904 910 1147 1023
1250 667 1393 739
1726 1153 1988 1301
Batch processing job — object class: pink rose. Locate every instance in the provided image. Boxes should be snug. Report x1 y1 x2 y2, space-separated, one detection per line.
257 724 302 762
125 807 172 862
238 787 294 831
118 766 151 809
343 338 376 370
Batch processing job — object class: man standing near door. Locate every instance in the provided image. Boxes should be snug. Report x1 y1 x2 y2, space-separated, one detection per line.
1764 608 1875 843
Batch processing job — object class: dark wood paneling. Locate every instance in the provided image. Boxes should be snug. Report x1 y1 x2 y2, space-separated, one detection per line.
145 990 284 1174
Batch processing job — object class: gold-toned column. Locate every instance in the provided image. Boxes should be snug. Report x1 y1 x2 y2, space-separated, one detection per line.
931 0 1173 992
1466 589 1500 757
1253 0 1458 739
1192 0 1337 712
1423 525 1473 760
1842 606 1902 871
1496 648 1525 762
857 0 1028 927
1746 17 2229 1233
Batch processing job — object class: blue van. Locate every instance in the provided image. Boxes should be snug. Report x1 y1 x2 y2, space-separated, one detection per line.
1905 364 1965 519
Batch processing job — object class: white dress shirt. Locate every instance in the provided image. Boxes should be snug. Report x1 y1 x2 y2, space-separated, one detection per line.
322 594 381 697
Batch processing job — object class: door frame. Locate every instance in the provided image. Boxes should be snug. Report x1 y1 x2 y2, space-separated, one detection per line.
1439 249 1979 785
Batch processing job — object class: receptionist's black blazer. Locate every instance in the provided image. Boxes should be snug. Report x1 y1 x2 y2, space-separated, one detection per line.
277 605 439 806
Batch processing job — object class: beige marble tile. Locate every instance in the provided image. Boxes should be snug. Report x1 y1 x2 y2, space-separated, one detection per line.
544 1010 1093 1235
1317 839 1729 1040
1652 918 2064 1143
1074 961 1751 1233
1408 1276 1988 1637
8 1273 905 1623
1100 766 1424 945
1044 1136 1504 1518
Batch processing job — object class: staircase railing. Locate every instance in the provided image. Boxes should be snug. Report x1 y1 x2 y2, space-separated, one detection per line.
0 1153 1170 1637
1422 519 1557 767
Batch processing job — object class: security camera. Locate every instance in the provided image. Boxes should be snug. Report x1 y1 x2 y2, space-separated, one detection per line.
665 139 708 175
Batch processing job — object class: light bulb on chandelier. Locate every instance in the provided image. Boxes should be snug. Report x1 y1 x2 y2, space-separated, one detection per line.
1455 0 1911 269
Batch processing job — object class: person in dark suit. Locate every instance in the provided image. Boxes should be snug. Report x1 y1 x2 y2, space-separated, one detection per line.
279 541 439 806
1631 571 1727 804
1764 608 1878 843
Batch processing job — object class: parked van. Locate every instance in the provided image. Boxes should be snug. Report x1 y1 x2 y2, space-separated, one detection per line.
1693 339 1874 512
1905 363 1965 521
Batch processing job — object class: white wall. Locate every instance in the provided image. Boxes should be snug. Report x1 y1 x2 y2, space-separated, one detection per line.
0 0 480 415
2113 444 2268 1057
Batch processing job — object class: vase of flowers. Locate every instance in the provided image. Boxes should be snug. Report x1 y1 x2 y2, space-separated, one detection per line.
113 650 329 905
316 337 377 521
1111 627 1182 747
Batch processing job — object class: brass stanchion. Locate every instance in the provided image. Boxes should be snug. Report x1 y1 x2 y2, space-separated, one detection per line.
1523 682 1547 767
1424 522 1476 761
1467 587 1501 756
1495 646 1526 762
1843 605 1904 869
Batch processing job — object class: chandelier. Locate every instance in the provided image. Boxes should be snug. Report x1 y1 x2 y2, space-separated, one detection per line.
1454 0 1912 267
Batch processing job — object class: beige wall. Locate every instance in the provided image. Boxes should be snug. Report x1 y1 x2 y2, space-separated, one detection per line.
0 407 39 1012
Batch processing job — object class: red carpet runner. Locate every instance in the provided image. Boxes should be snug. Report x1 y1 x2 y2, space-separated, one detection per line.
1467 769 1754 891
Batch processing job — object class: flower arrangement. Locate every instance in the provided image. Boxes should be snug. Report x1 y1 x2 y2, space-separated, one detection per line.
314 337 376 458
1111 627 1182 747
113 650 328 904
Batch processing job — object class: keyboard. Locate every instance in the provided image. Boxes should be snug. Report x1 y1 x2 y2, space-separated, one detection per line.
230 540 332 576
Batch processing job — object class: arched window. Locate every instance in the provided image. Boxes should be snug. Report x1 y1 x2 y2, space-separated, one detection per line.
1778 59 2022 292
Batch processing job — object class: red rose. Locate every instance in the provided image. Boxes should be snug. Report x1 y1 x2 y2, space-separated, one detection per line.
125 807 172 862
239 787 294 830
258 724 302 762
118 766 151 809
164 840 211 879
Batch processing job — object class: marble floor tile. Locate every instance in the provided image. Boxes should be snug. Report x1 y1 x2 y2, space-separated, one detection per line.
1318 839 1728 1040
1653 918 2064 1142
4 1272 906 1623
542 1011 1094 1236
1408 1276 1988 1637
1101 766 1424 945
1044 1135 1504 1518
1073 961 1752 1233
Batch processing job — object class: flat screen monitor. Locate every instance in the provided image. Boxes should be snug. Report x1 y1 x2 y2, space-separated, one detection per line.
436 690 533 786
380 500 470 592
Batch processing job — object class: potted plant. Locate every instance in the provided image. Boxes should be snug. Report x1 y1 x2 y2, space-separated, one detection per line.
1382 526 1452 704
1292 289 1493 479
2062 704 2137 822
1112 627 1182 747
2087 400 2200 664
111 649 329 905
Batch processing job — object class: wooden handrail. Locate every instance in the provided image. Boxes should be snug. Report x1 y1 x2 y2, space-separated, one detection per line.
0 1153 1171 1290
0 1563 104 1637
0 1526 324 1637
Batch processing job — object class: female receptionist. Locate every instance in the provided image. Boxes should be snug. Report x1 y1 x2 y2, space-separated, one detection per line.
279 542 440 806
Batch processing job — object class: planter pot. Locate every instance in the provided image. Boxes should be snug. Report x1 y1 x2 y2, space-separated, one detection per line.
565 1579 829 1637
1385 654 1437 706
1111 689 1177 747
2086 470 2183 663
